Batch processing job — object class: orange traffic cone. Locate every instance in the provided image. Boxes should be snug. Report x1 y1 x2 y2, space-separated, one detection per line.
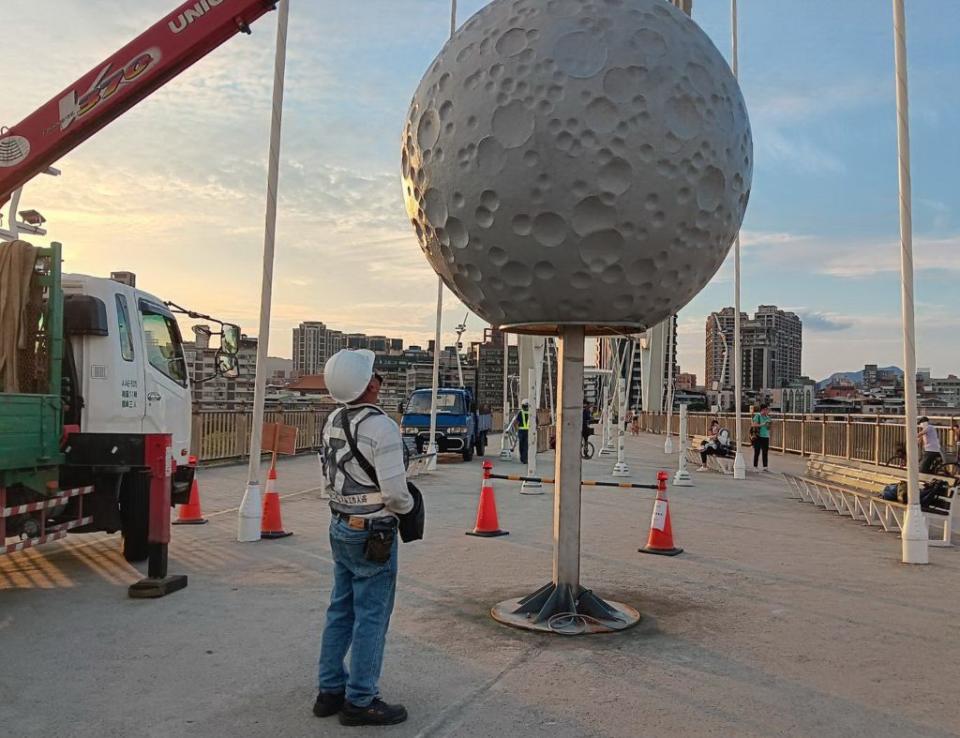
639 471 683 556
173 456 207 525
466 461 509 537
261 465 293 539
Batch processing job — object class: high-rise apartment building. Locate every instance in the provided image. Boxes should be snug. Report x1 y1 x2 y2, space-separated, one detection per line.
705 306 802 393
292 322 342 376
293 322 402 376
753 305 802 388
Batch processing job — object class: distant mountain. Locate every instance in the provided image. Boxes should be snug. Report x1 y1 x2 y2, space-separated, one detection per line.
817 366 903 389
266 356 293 376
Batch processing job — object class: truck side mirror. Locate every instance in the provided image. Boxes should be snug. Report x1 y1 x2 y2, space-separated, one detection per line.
216 350 239 379
398 403 405 415
221 323 241 355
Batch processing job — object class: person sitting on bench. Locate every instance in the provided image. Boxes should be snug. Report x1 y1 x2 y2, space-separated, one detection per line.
698 420 723 471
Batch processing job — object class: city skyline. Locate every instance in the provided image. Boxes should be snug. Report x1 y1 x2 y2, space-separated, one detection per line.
5 1 958 381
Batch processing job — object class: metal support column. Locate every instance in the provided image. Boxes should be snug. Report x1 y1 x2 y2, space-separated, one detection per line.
492 327 640 634
892 0 928 564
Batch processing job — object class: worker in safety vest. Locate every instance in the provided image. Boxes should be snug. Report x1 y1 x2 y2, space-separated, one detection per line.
515 399 531 464
315 348 412 727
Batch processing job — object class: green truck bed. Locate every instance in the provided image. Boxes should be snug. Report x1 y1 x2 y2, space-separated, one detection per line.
0 393 63 488
0 241 63 492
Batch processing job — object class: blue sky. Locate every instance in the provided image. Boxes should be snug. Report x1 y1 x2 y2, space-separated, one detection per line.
5 1 958 381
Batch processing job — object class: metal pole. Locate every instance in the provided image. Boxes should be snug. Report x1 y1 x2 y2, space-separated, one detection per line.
664 316 675 453
491 325 640 633
238 0 289 542
553 326 585 588
425 0 458 472
613 339 634 476
455 342 464 388
499 332 512 459
545 338 556 425
607 339 618 452
599 339 613 455
892 0 927 564
599 375 609 452
521 365 543 493
731 0 746 480
674 403 694 485
427 279 442 470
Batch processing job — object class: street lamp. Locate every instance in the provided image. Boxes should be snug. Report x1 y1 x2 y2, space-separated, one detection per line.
891 0 928 564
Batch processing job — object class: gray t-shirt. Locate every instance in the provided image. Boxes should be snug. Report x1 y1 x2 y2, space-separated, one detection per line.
921 423 941 453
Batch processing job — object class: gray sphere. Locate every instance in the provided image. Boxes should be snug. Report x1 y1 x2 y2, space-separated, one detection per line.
402 0 752 335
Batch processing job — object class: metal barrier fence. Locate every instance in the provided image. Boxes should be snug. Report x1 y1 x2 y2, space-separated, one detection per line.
190 408 548 464
638 411 958 465
191 409 331 463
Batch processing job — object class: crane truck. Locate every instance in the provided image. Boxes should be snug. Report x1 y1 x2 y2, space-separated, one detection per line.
1 240 240 595
0 0 278 596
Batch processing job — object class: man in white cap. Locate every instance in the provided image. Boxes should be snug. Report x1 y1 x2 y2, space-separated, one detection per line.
314 349 413 727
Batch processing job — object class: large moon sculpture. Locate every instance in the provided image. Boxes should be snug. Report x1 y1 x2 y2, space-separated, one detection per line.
402 0 752 335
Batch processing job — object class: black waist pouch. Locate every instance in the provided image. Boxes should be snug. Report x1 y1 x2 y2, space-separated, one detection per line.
364 522 396 564
398 482 425 543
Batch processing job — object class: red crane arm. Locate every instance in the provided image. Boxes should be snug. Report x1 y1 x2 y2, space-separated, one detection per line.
0 0 276 206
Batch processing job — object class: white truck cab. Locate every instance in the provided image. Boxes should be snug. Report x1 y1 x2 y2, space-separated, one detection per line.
61 273 193 462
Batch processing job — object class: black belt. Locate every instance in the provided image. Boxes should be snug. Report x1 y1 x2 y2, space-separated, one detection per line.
333 512 397 531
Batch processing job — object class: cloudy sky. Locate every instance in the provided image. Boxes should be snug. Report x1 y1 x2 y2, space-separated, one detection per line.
5 0 958 382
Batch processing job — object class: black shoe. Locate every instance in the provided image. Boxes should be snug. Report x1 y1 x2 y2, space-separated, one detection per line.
313 691 345 718
339 698 408 726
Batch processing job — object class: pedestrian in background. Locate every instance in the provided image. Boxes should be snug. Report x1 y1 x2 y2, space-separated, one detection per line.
751 404 772 472
917 416 942 474
516 398 531 464
316 349 412 727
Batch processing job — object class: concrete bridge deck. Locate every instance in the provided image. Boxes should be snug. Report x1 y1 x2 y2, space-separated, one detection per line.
2 433 959 737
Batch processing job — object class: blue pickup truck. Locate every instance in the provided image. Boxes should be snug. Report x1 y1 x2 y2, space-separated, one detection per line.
400 387 493 462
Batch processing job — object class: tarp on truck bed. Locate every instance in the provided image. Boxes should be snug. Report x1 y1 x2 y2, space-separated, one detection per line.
0 240 38 393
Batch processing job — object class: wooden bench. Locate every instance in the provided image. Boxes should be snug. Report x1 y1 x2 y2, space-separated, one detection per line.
686 434 735 475
782 454 957 547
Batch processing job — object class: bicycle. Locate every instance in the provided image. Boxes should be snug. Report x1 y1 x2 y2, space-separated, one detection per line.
884 443 907 469
581 435 595 460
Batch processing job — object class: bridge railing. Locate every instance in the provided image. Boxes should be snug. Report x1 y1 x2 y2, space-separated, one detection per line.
191 409 331 463
638 411 957 465
191 408 515 463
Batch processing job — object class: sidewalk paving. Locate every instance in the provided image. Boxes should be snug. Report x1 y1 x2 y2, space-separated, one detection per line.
2 433 958 737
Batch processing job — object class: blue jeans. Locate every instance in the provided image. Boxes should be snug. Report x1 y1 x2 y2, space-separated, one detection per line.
318 517 398 707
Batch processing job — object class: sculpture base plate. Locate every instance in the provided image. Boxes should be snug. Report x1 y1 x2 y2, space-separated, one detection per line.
491 582 640 635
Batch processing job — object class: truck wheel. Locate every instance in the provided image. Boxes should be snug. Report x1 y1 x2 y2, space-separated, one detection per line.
476 433 486 457
121 472 151 563
462 443 475 462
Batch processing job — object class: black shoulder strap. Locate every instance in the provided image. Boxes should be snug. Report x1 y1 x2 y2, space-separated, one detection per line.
338 407 379 486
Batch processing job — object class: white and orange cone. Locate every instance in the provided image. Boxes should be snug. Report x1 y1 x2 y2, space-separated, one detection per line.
639 471 683 556
261 465 292 539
